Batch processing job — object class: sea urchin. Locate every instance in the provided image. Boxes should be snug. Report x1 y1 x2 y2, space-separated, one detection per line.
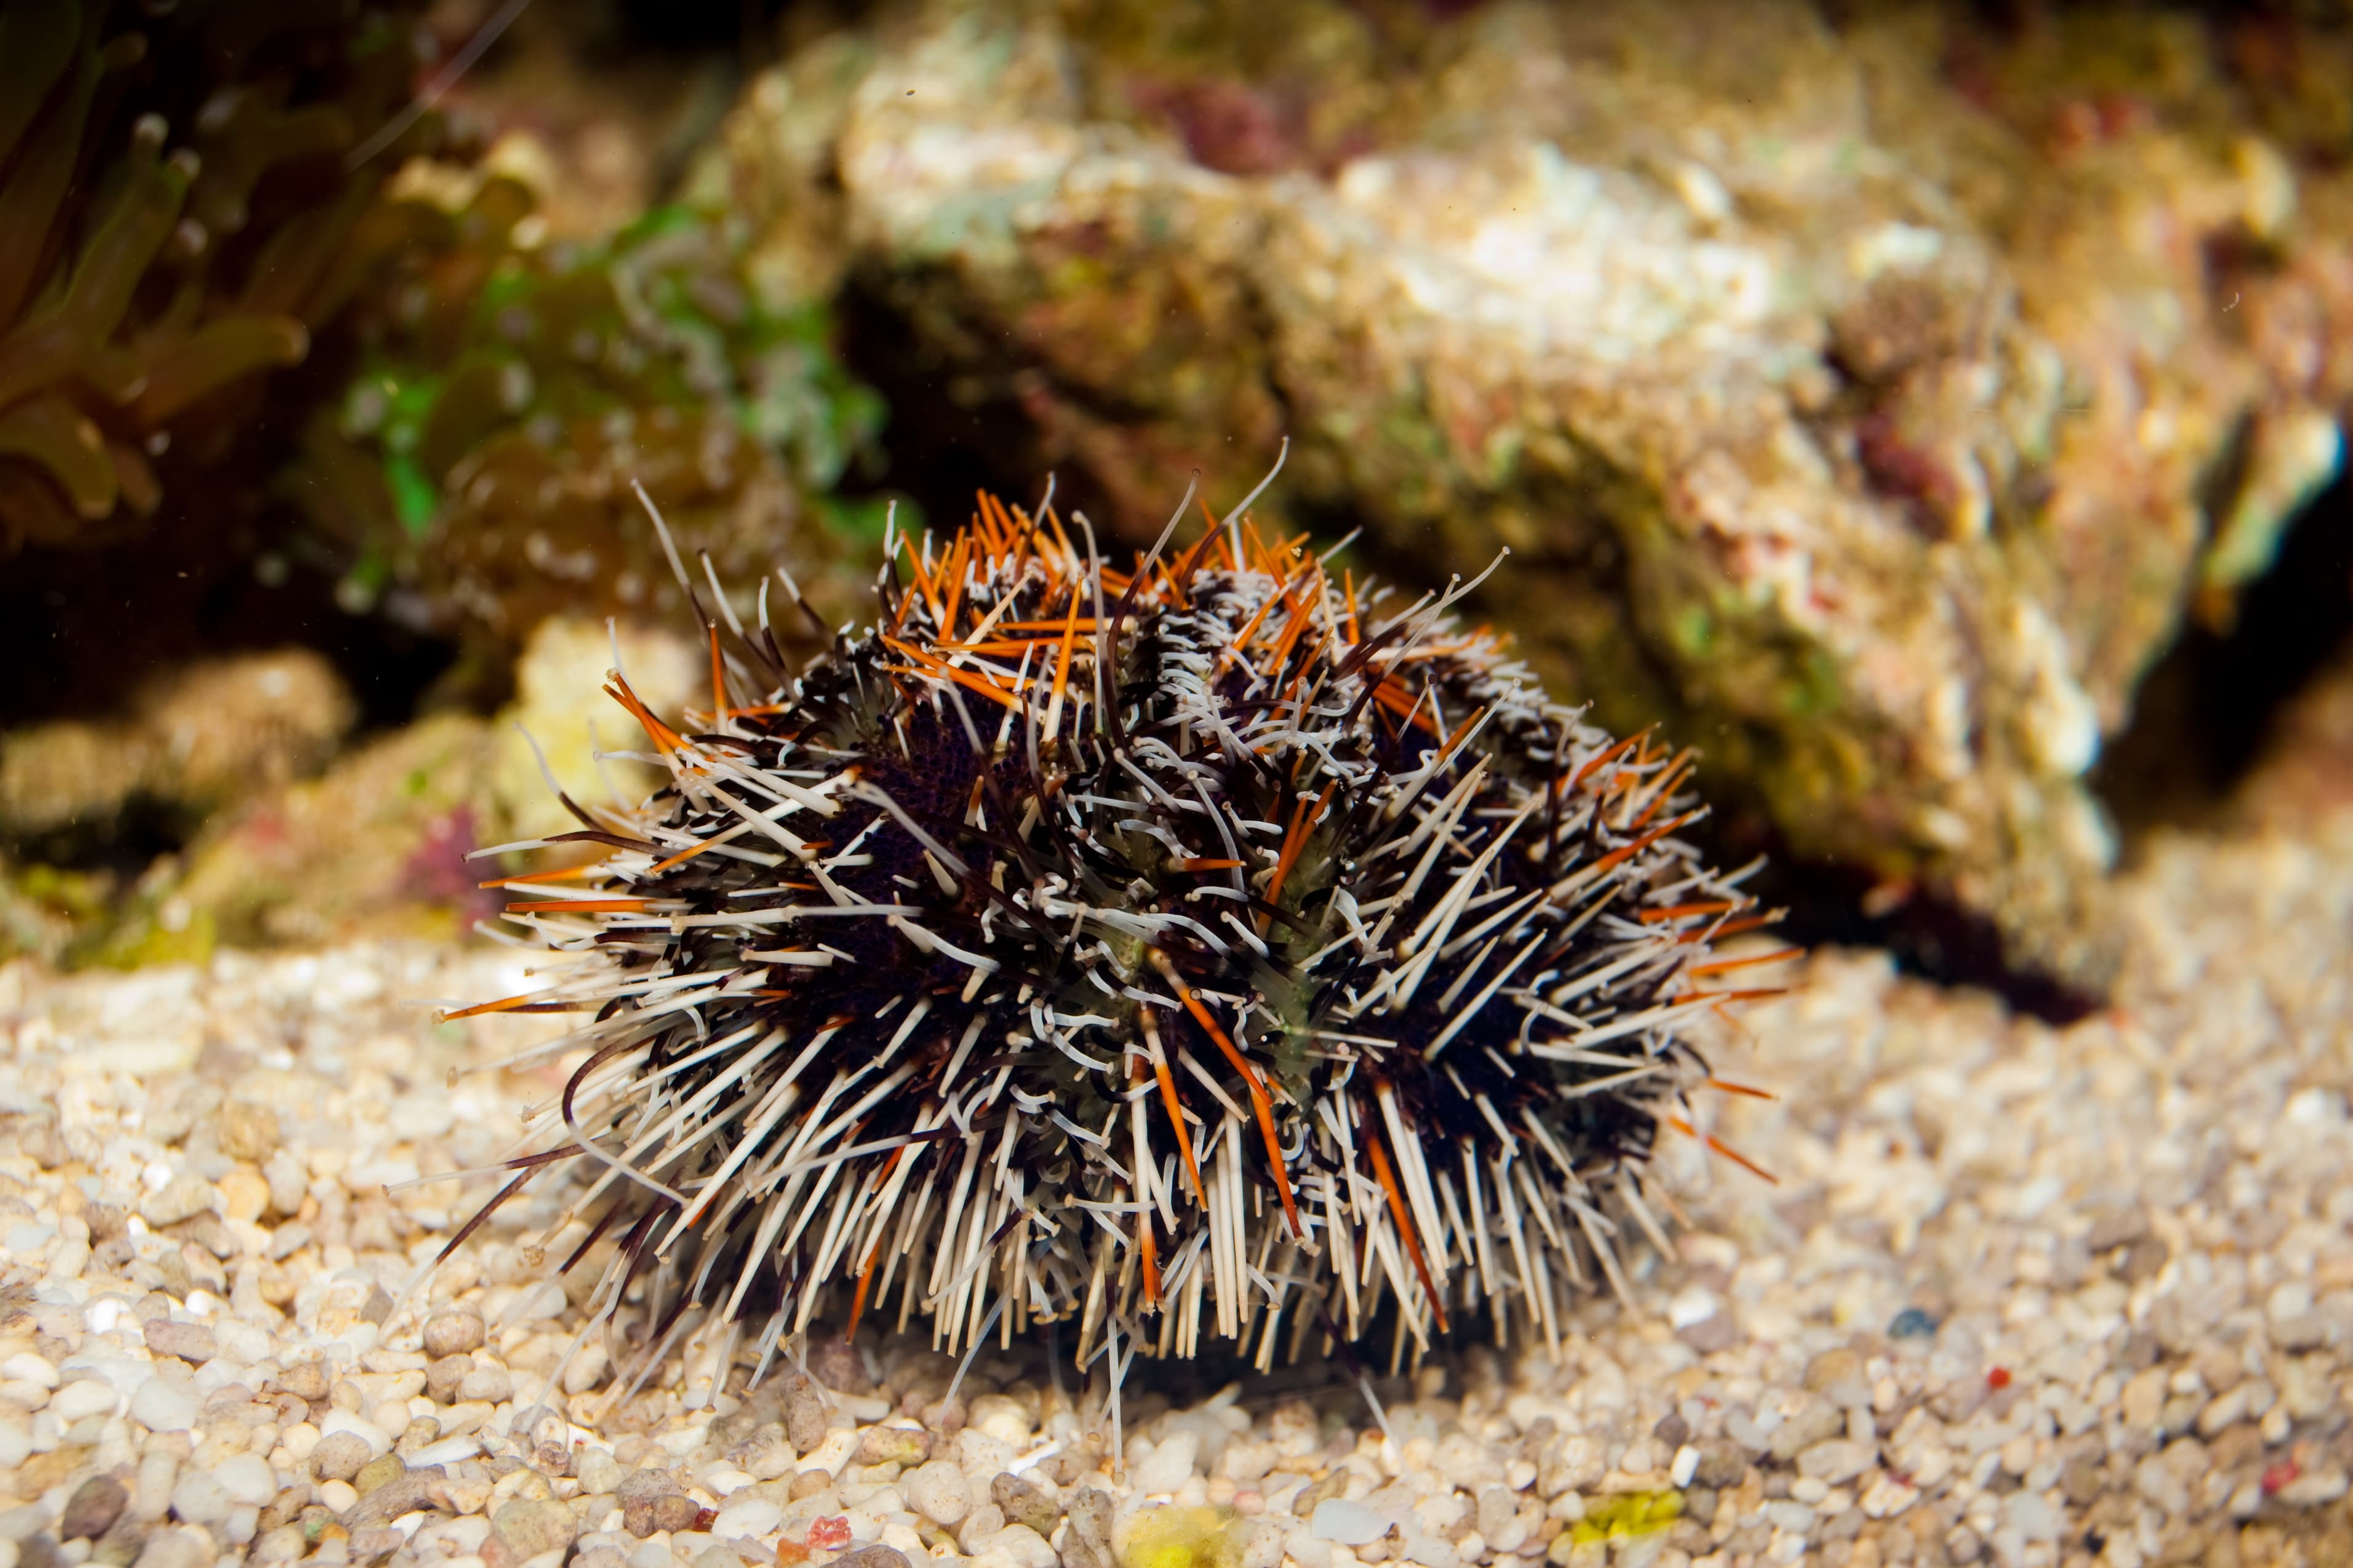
449 469 1780 1397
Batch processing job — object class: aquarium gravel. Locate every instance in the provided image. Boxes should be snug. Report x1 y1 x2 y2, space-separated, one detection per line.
2 812 2351 1568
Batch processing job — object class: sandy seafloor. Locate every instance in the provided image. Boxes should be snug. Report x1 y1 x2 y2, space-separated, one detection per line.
3 797 2351 1568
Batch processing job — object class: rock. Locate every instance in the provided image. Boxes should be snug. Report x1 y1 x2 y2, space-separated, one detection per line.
954 1503 1008 1554
172 714 506 949
0 651 353 847
1768 1398 1846 1462
618 1471 697 1540
128 1377 198 1433
906 1460 973 1526
455 1365 511 1404
1804 1350 1871 1410
52 1379 124 1422
394 1416 442 1459
1311 1500 1388 1546
386 1093 452 1142
308 1434 373 1483
138 1179 216 1230
989 1474 1058 1537
61 1478 127 1542
167 1471 231 1528
140 1321 216 1366
783 1374 831 1456
421 1310 485 1359
1133 1430 1199 1494
2133 1454 2191 1518
214 1168 269 1225
711 1498 781 1539
970 1522 1057 1568
425 1355 472 1405
727 1428 797 1483
967 1395 1035 1446
490 1500 577 1560
274 1363 329 1403
1538 1435 1605 1495
855 1427 931 1468
322 1410 392 1458
830 1548 911 1568
352 1455 405 1498
130 1526 215 1568
952 1430 1014 1480
1691 1441 1748 1490
576 1450 624 1496
807 1337 874 1395
343 1467 448 1532
2277 1469 2351 1508
215 1100 282 1164
213 1455 278 1509
1067 1488 1114 1551
1797 1439 1877 1486
705 0 2353 984
1228 1518 1284 1568
344 1528 405 1564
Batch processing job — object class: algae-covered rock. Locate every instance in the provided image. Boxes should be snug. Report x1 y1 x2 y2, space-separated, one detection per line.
0 650 355 845
285 168 884 648
170 712 504 947
700 0 2353 984
492 615 700 842
166 615 698 949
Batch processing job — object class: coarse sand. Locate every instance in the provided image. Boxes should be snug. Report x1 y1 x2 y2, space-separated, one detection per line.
3 814 2351 1568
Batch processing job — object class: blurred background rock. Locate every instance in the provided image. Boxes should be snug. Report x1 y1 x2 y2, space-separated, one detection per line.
3 0 2349 1016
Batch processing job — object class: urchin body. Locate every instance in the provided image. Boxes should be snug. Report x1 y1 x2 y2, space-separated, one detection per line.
461 490 1768 1385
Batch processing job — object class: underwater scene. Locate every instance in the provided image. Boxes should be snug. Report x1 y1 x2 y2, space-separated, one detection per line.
3 4 2351 1568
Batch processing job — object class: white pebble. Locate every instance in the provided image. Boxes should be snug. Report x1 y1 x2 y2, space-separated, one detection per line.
1798 1439 1875 1486
319 1409 392 1456
1133 1430 1200 1494
52 1377 125 1422
1 1355 58 1390
797 1427 860 1476
711 1498 781 1539
953 1428 1014 1480
140 1175 217 1228
906 1460 973 1526
1311 1499 1388 1546
388 1094 454 1142
214 1453 278 1508
968 1395 1035 1446
971 1524 1057 1568
129 1376 198 1431
170 1469 233 1526
214 1321 272 1366
2004 1491 2063 1541
130 1524 215 1568
1667 1288 1720 1329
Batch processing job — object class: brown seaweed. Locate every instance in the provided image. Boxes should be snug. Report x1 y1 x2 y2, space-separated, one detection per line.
288 186 885 643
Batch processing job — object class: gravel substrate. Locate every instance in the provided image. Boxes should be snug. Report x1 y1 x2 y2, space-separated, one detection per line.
3 814 2350 1568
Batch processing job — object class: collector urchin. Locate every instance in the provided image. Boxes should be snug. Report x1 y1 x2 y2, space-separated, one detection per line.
448 468 1781 1393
